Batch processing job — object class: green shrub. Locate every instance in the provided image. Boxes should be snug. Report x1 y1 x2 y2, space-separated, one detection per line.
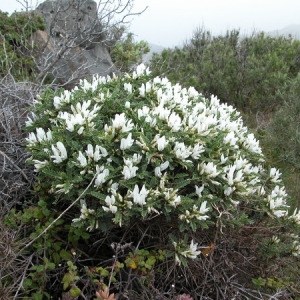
262 75 300 209
0 10 45 80
150 29 300 114
14 64 300 297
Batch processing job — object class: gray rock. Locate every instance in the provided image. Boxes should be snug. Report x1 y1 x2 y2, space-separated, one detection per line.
34 0 119 87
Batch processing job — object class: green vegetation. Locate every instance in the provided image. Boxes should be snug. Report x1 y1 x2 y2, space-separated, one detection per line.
261 74 300 209
150 29 300 114
109 27 150 71
149 28 300 210
0 10 45 80
5 64 299 298
1 7 300 300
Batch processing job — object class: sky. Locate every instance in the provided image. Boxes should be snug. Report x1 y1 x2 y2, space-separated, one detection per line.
1 0 300 47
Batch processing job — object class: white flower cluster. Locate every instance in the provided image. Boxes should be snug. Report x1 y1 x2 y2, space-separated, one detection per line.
26 64 299 257
58 100 100 134
173 239 201 264
26 127 52 145
179 201 210 223
72 200 95 222
292 240 300 256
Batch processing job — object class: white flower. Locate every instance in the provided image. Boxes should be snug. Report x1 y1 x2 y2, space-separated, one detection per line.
120 133 135 150
155 161 170 177
220 154 228 164
51 142 67 163
225 165 236 186
124 82 133 94
224 132 238 147
77 126 84 135
93 145 108 161
94 168 110 187
200 162 220 178
269 167 281 183
195 185 204 197
111 113 134 133
173 142 192 161
156 135 169 151
167 112 182 132
103 195 118 214
105 195 115 206
234 156 248 170
289 208 300 224
139 84 146 97
187 86 199 98
224 186 236 196
192 143 205 160
36 128 52 143
154 105 170 121
132 153 142 164
163 188 181 207
271 236 280 244
267 184 289 218
132 63 150 78
122 161 138 180
154 167 162 177
77 151 87 167
108 182 119 194
160 161 170 171
85 144 94 158
26 132 38 145
137 106 150 119
25 113 36 127
32 159 48 171
85 144 108 162
53 90 71 109
53 96 62 109
273 209 288 218
187 240 201 259
292 241 300 257
170 195 181 207
129 184 149 205
199 201 209 215
243 133 262 154
55 183 70 194
178 240 201 260
145 81 152 92
72 200 95 222
179 203 210 223
58 111 85 132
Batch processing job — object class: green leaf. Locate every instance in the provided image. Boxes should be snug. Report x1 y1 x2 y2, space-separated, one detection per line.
32 293 44 300
60 249 72 260
69 286 81 298
88 190 106 201
62 273 73 290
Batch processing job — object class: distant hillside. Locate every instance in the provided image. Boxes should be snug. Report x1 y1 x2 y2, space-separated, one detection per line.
142 25 300 64
143 43 165 62
268 24 300 39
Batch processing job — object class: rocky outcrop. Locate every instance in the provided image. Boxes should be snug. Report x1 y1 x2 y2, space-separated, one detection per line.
34 0 118 87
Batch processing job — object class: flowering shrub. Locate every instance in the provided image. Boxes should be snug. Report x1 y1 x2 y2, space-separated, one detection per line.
26 64 300 263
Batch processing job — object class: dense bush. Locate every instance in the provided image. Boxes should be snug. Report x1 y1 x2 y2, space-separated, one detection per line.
5 64 299 298
150 29 300 114
110 30 150 72
0 10 45 80
262 75 300 208
149 28 300 214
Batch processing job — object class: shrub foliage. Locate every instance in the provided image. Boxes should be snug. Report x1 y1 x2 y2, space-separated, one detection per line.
150 29 300 114
5 65 299 298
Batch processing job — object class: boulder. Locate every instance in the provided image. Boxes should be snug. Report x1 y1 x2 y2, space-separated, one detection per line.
34 0 119 87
